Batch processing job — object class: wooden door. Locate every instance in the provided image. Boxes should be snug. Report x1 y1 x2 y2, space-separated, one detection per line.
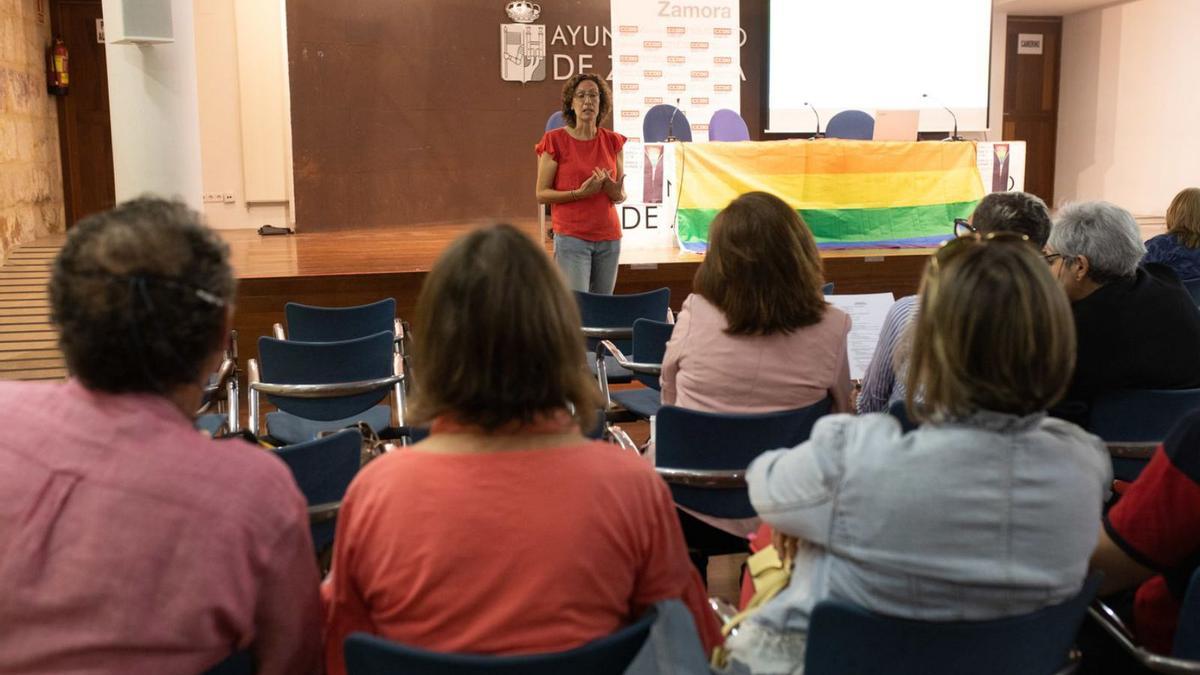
1003 17 1062 204
52 0 114 226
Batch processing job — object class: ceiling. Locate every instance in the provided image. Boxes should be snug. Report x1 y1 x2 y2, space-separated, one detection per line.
994 0 1134 16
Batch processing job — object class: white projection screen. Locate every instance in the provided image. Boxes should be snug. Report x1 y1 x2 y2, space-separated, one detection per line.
767 0 992 134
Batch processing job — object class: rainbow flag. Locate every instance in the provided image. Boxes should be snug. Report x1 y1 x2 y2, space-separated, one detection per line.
674 140 985 252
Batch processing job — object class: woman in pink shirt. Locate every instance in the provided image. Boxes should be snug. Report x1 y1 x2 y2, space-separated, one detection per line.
661 191 852 415
322 224 720 674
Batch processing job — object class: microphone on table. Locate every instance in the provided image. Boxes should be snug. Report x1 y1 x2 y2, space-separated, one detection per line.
804 101 824 139
922 93 964 141
666 98 682 142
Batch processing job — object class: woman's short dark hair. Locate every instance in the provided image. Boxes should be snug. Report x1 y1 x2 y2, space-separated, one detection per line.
693 192 827 336
971 191 1053 247
560 73 612 128
50 197 235 394
408 224 600 432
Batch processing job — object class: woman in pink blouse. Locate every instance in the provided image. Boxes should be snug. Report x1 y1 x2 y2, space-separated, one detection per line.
661 191 852 415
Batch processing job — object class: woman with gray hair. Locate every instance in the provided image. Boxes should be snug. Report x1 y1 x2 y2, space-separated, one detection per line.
1045 201 1200 423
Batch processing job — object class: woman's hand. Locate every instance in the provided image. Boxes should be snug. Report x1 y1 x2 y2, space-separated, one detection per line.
576 169 607 198
772 529 800 564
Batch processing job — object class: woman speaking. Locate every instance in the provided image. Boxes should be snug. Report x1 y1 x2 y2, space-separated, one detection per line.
535 73 626 294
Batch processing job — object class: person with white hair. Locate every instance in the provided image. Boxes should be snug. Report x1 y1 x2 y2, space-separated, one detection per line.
1044 201 1200 423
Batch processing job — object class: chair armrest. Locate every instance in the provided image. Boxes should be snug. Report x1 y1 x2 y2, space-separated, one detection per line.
596 340 662 376
604 424 639 453
1087 602 1200 672
272 323 286 340
655 467 747 488
247 359 262 436
582 326 633 340
250 375 404 398
196 357 237 416
1106 442 1159 460
308 501 341 525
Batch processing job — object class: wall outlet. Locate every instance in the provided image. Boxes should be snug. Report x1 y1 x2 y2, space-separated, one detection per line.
202 192 223 203
222 193 235 203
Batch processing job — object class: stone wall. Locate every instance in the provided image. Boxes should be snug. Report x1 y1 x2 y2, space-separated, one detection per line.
0 0 64 263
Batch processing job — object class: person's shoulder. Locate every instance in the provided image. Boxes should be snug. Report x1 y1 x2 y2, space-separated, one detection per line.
0 379 61 406
599 127 627 149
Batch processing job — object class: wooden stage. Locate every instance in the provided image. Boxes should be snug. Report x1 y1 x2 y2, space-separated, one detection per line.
225 219 938 362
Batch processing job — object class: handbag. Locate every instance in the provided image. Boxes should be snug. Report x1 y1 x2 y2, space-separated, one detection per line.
710 543 793 668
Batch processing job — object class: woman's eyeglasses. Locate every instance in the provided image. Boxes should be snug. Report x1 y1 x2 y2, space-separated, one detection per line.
953 218 977 238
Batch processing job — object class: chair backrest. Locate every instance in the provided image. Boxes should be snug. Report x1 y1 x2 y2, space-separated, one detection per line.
1089 388 1200 442
275 428 362 505
707 108 750 141
1175 566 1200 659
631 318 674 389
576 288 670 354
821 281 834 295
805 574 1102 675
887 399 919 433
203 651 254 675
643 104 692 142
825 109 876 140
284 299 396 342
545 110 566 132
655 400 832 518
344 608 656 675
1183 278 1200 307
258 331 396 421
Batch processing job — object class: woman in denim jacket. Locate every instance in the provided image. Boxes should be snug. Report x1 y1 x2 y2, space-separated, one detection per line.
724 234 1112 674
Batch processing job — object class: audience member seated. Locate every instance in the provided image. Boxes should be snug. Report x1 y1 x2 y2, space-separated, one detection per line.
1089 407 1200 656
661 191 852 414
1045 201 1200 425
857 190 1053 414
1143 187 1200 281
723 234 1112 673
0 198 321 674
321 224 721 675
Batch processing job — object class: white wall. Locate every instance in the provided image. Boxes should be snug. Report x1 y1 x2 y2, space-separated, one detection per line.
194 0 294 230
103 0 203 208
1055 0 1200 215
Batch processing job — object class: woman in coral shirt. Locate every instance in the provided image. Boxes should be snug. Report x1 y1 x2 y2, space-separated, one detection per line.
535 73 626 293
321 224 719 674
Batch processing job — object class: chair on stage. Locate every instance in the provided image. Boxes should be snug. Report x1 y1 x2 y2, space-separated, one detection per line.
249 331 404 445
274 427 363 558
654 401 831 574
545 110 566 132
343 609 656 675
595 318 673 420
576 288 671 393
825 110 876 140
708 109 750 142
643 104 692 143
805 574 1102 675
1088 388 1200 481
1088 566 1200 671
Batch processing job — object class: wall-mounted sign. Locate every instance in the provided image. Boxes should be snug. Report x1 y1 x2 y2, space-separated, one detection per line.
1017 33 1043 55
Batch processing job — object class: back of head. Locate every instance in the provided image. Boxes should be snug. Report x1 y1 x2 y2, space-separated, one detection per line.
694 191 826 335
906 237 1076 421
409 224 599 432
1167 187 1200 249
971 191 1052 246
1048 201 1145 284
50 197 234 394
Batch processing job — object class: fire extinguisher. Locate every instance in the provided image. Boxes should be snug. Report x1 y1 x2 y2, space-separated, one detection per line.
47 38 68 96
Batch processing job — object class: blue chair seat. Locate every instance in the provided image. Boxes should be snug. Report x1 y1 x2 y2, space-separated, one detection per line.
612 388 661 419
267 405 391 445
589 356 633 383
195 413 226 437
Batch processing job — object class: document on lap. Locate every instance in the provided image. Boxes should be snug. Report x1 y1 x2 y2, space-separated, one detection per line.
826 293 896 381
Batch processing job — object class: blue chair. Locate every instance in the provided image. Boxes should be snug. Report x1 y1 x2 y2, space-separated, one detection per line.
1088 388 1200 481
887 399 919 433
249 331 403 444
203 651 254 675
825 110 875 140
275 428 362 553
805 574 1102 675
598 319 673 420
1089 566 1200 670
707 108 750 141
643 104 692 142
545 110 566 132
278 299 398 344
344 608 656 674
655 401 832 521
195 331 239 436
822 281 834 295
577 288 670 387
